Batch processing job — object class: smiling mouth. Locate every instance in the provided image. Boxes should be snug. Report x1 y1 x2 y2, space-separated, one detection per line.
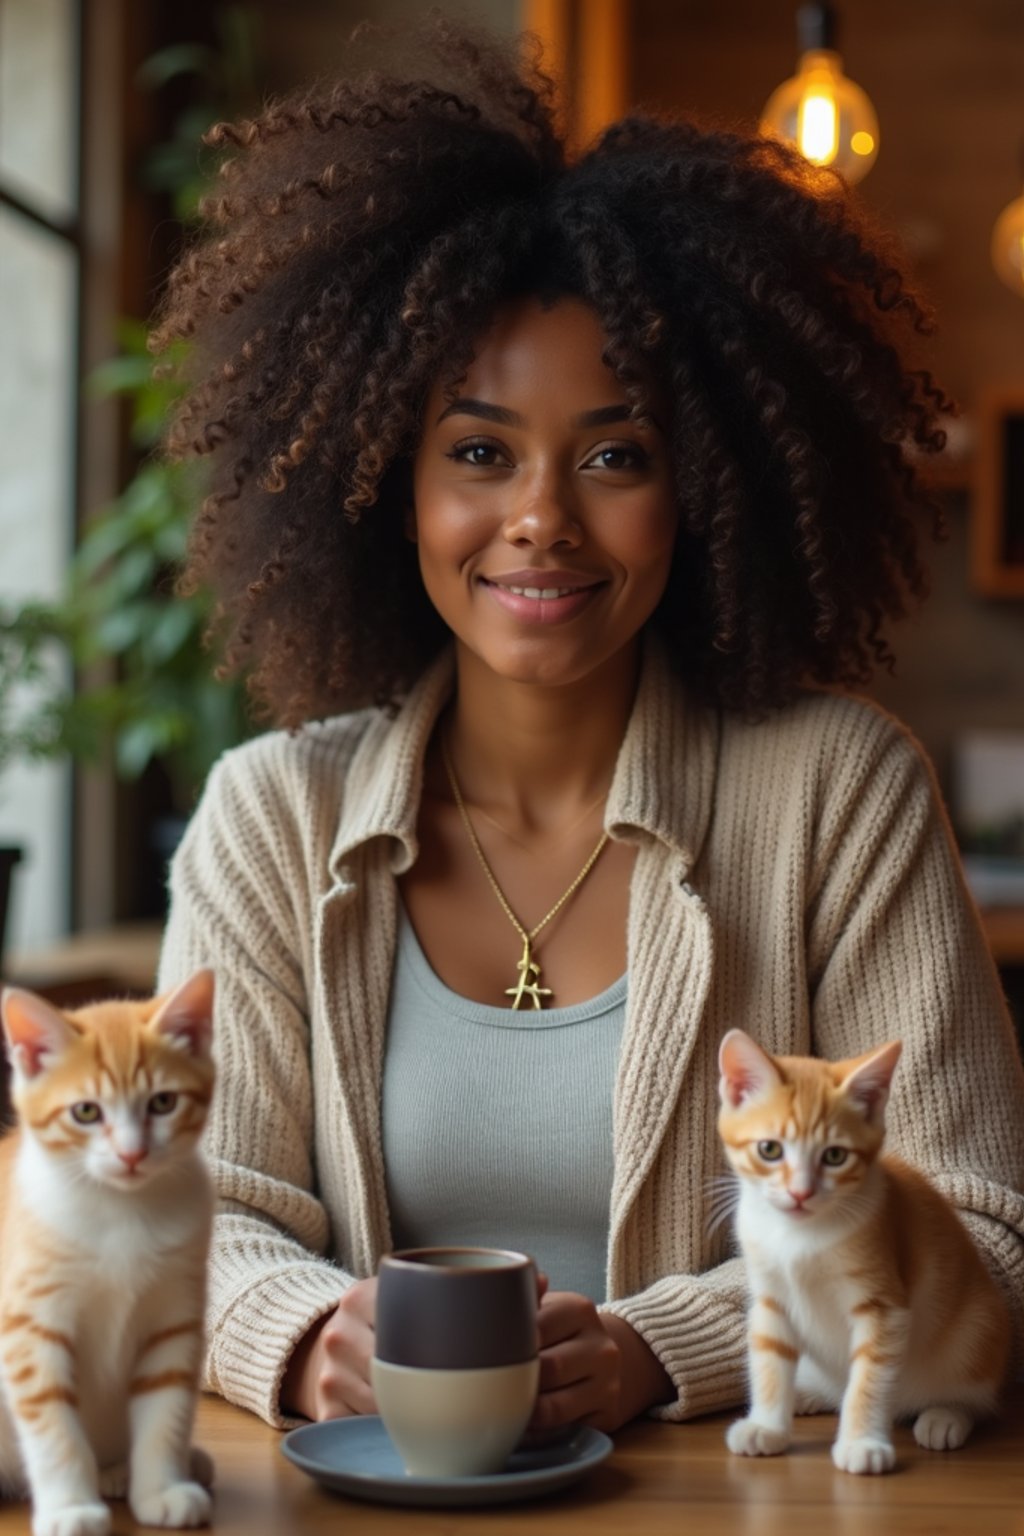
480 578 606 625
482 576 603 595
497 584 581 599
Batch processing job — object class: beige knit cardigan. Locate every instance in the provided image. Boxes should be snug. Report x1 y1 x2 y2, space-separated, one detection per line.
158 640 1024 1429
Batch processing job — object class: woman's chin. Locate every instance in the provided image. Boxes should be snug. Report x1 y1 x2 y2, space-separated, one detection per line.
454 632 637 692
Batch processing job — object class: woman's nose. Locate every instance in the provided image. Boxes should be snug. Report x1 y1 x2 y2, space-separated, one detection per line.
501 466 583 548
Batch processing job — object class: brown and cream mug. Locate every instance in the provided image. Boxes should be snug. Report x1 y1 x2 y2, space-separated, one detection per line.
371 1246 540 1477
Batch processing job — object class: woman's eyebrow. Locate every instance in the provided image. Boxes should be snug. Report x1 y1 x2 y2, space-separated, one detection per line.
436 398 524 427
435 399 648 429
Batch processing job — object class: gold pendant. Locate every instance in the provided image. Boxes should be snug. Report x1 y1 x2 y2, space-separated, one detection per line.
505 934 553 1010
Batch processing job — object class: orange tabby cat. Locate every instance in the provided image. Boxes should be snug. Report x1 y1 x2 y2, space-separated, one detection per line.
0 971 215 1536
718 1028 1009 1475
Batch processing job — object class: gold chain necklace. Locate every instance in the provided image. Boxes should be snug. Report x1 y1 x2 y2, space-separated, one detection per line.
441 736 609 1011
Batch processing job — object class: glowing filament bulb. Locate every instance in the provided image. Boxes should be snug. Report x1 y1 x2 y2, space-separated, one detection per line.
760 7 879 187
799 89 839 164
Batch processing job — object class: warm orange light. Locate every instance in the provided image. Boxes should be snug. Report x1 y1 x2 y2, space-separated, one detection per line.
761 43 879 185
991 188 1024 295
798 87 839 164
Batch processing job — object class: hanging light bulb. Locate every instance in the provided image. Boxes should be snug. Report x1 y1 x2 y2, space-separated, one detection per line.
991 144 1024 296
761 4 879 186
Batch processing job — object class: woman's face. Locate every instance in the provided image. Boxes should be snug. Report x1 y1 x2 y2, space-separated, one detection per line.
410 296 678 689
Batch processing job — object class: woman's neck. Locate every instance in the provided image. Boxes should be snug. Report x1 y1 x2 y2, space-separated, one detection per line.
443 640 641 836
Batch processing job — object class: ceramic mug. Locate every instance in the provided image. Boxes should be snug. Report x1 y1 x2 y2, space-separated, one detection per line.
371 1246 540 1477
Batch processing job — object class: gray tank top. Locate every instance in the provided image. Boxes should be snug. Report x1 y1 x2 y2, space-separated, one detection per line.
381 903 627 1302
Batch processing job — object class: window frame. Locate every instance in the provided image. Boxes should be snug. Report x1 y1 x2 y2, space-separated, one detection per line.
0 0 85 940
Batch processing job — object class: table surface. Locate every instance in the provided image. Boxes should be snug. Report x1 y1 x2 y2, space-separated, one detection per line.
0 1389 1020 1536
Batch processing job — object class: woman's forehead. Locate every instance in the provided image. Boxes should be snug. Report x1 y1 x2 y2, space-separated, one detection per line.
427 295 654 423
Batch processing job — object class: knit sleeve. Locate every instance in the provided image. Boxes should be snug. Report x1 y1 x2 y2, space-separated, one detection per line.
806 709 1024 1352
158 750 353 1428
599 1258 749 1420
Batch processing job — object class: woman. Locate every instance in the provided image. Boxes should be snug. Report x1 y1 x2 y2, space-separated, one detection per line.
155 18 1024 1434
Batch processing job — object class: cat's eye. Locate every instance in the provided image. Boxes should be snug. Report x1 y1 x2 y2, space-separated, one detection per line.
148 1092 178 1116
822 1146 849 1167
756 1140 784 1162
70 1102 102 1125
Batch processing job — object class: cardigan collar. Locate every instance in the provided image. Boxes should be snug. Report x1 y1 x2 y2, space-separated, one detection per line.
329 635 720 884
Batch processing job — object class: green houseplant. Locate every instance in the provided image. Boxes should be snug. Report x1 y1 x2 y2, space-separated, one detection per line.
0 324 249 804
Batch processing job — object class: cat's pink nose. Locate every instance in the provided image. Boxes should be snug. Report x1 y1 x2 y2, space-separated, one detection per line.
789 1187 813 1206
117 1148 147 1171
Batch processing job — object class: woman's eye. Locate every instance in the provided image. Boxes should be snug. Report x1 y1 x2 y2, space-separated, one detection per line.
822 1146 848 1168
70 1102 102 1125
148 1092 179 1116
756 1140 784 1162
448 440 508 468
585 444 649 471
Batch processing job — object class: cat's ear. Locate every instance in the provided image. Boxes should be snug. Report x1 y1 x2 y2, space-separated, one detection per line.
149 969 214 1059
839 1040 902 1124
0 988 80 1079
718 1029 783 1108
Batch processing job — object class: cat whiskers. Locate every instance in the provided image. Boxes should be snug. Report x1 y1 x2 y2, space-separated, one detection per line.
704 1172 740 1246
56 1161 93 1192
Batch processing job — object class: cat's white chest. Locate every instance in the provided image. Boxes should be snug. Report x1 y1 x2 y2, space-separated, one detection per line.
736 1193 858 1375
772 1254 849 1361
24 1172 210 1469
16 1148 210 1363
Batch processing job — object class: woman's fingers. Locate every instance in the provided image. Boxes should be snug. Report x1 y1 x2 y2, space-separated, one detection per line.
315 1359 378 1418
537 1331 618 1392
310 1276 379 1419
530 1290 621 1431
536 1289 595 1345
531 1377 614 1430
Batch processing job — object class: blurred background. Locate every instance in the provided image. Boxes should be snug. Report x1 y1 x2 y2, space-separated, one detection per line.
0 0 1022 1030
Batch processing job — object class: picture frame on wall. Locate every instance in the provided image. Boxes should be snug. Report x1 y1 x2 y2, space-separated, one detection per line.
953 731 1024 908
972 389 1024 597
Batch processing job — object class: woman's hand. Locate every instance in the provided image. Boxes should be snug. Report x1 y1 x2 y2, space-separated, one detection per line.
528 1291 673 1434
280 1276 378 1422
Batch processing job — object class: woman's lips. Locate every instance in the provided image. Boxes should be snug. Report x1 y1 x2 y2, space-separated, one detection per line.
481 578 605 625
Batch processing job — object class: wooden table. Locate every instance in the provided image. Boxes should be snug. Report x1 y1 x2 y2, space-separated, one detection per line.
0 1390 1020 1536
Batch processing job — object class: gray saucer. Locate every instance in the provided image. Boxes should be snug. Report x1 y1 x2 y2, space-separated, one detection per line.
281 1415 613 1507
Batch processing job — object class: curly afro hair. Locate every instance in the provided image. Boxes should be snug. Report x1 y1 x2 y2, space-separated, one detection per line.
153 14 951 728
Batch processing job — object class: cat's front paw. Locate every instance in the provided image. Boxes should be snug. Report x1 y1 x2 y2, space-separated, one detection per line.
130 1481 211 1528
31 1502 111 1536
913 1406 972 1451
726 1417 791 1457
831 1435 895 1475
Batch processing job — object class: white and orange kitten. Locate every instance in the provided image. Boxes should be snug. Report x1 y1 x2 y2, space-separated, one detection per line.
718 1029 1009 1475
0 971 216 1536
